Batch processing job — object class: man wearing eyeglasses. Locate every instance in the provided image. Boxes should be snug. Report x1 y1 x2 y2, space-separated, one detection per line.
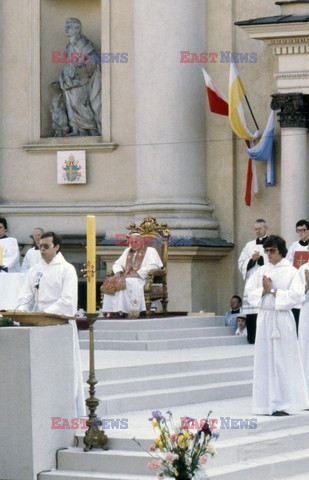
238 219 269 344
17 231 85 417
247 235 309 416
17 231 77 316
286 219 309 267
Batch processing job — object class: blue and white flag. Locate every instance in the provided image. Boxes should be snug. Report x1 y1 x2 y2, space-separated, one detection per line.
247 110 275 186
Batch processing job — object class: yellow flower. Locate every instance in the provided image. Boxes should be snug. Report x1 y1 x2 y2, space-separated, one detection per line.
152 419 158 427
154 437 161 447
178 434 187 449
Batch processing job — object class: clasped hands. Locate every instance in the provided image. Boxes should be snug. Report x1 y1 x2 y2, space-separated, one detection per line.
252 250 260 262
262 275 275 296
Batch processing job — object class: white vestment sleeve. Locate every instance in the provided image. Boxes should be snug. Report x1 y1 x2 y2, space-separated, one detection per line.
298 263 309 304
137 247 163 280
44 265 78 317
2 238 20 271
246 268 264 307
275 268 304 310
238 244 251 280
16 270 36 311
286 242 296 265
112 248 129 274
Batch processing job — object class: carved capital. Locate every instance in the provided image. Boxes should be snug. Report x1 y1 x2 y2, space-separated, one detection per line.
271 93 309 128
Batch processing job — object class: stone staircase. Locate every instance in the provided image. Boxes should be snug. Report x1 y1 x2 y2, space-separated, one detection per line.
79 315 248 351
38 411 309 480
38 314 309 480
79 315 251 416
38 412 309 480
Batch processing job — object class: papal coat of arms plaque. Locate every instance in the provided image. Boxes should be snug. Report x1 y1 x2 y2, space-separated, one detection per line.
57 150 86 184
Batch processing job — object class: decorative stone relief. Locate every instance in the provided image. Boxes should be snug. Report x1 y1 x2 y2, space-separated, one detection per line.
271 92 309 128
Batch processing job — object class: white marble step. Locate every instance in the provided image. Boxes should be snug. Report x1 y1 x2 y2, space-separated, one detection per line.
281 475 309 480
96 379 253 415
86 353 254 382
207 447 309 480
92 315 225 330
93 366 253 396
56 449 153 476
74 411 309 445
80 334 247 350
39 471 156 480
79 325 235 341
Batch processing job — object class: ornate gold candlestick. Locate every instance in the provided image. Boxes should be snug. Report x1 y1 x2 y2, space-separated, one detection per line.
83 313 108 451
82 215 108 451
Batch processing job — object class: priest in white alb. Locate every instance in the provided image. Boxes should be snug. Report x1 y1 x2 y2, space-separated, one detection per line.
0 217 20 272
247 235 309 416
297 260 309 393
17 231 86 418
101 233 163 317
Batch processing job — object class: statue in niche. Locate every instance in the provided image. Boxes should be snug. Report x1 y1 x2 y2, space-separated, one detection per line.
51 18 102 137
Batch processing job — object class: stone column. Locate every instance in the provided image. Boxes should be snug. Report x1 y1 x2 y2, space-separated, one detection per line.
271 93 309 246
133 0 218 237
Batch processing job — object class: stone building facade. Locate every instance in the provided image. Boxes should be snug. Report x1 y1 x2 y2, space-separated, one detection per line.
0 0 308 312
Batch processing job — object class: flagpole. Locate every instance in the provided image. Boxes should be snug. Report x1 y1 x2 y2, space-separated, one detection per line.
244 95 259 131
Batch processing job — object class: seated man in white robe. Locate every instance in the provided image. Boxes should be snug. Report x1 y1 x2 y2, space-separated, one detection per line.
17 231 86 418
247 234 309 416
0 217 21 273
102 233 163 317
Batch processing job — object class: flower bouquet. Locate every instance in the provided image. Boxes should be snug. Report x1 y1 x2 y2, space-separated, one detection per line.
133 410 218 479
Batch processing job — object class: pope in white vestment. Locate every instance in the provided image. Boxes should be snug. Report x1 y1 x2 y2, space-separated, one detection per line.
297 261 309 393
247 235 309 415
102 233 163 315
17 232 86 417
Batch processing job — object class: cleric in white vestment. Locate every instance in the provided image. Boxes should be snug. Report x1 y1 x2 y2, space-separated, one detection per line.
0 217 20 272
247 235 309 416
21 227 44 272
102 233 163 316
17 231 86 417
297 261 309 393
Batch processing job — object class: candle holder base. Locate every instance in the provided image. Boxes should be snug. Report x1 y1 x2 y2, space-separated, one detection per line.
84 416 108 452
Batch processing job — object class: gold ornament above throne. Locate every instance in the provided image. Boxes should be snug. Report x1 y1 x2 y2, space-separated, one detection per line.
128 216 171 317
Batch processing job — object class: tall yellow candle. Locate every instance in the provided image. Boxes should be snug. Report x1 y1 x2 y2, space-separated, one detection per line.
0 245 3 265
86 215 96 314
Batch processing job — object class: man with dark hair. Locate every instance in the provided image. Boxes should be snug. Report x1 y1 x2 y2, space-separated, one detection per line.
17 231 85 417
247 234 309 416
224 295 243 328
18 231 76 315
238 219 269 343
0 217 20 272
287 219 309 267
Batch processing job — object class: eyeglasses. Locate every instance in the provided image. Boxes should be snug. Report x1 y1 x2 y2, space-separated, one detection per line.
264 247 278 254
296 228 308 233
39 243 54 250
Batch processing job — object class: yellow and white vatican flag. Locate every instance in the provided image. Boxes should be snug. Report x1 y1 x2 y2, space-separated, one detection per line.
228 63 259 141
